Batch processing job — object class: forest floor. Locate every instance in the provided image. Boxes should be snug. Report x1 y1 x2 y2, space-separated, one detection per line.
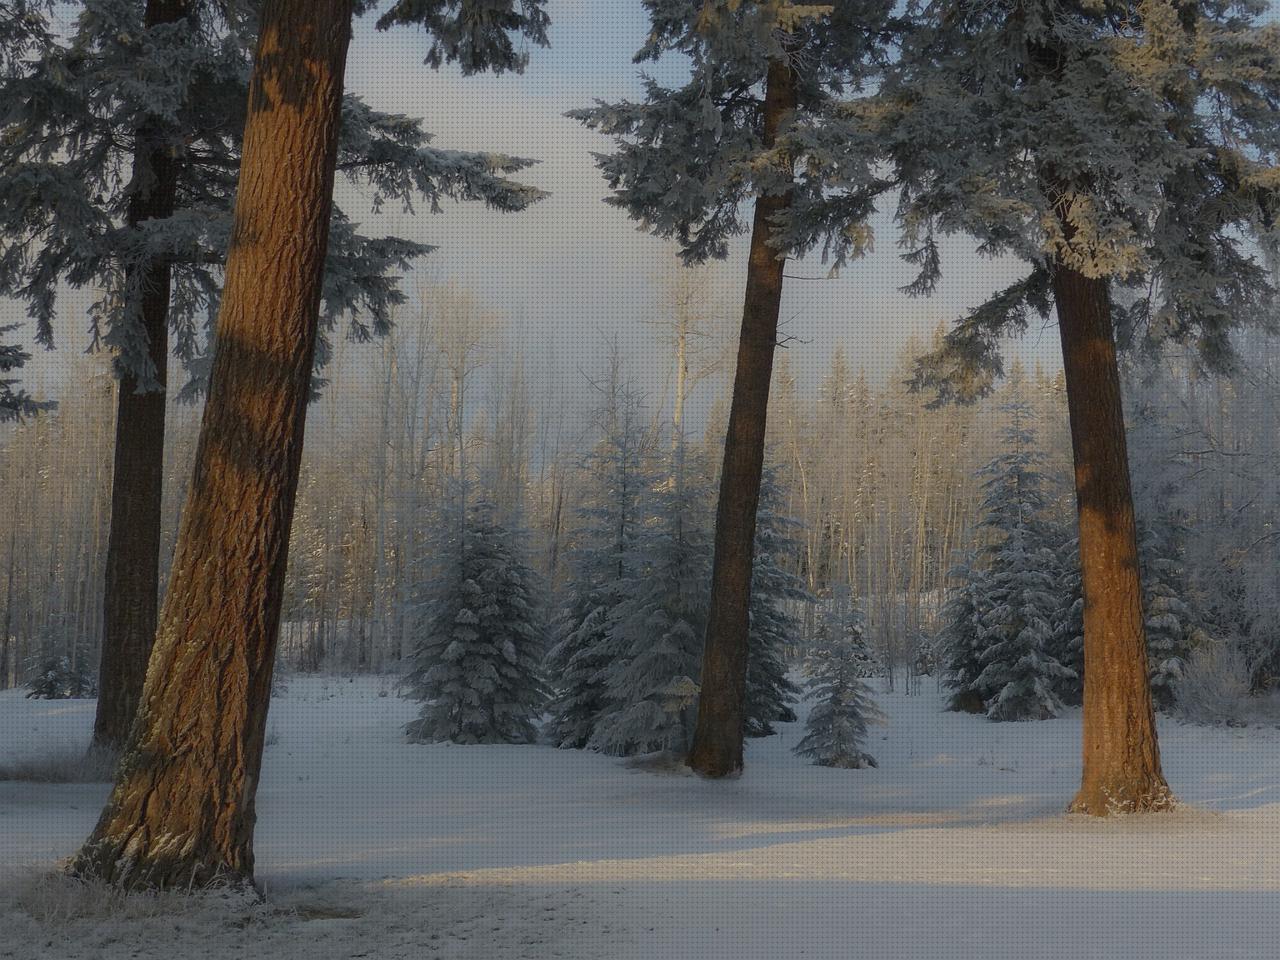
2 675 1279 959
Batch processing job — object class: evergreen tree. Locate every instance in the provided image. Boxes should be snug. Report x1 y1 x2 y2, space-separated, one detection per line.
545 366 650 749
403 498 548 745
975 526 1072 721
1138 518 1198 711
938 550 989 714
744 469 803 737
25 654 97 700
574 0 895 777
794 625 884 769
972 401 1073 721
71 0 549 891
0 0 544 750
0 334 44 422
1047 528 1085 707
942 400 1073 719
589 445 714 757
0 2 50 423
868 0 1280 814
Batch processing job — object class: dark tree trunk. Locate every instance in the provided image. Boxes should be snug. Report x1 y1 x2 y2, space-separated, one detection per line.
92 0 191 753
71 0 354 888
687 57 797 778
1052 261 1172 815
1 527 13 689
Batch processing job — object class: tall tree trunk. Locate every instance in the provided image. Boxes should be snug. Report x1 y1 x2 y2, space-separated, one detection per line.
1 526 14 689
71 0 354 888
92 0 191 752
687 56 796 778
1053 261 1172 815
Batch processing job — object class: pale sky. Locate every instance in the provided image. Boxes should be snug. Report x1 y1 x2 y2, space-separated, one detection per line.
338 0 1054 415
12 0 1062 424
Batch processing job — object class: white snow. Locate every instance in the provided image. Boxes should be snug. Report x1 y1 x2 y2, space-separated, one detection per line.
3 675 1279 959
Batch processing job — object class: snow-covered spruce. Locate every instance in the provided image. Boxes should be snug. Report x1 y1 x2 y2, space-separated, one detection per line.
1138 518 1199 711
943 398 1073 721
570 0 895 270
744 469 804 738
402 499 548 745
938 550 990 714
25 655 96 700
794 629 884 770
588 445 713 758
545 369 650 749
974 525 1071 722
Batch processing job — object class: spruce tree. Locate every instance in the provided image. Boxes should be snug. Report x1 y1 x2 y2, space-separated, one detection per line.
0 2 50 423
857 0 1280 812
794 617 883 769
574 0 895 777
0 0 544 750
1138 518 1198 711
403 498 548 745
1047 529 1085 707
941 400 1074 719
744 468 803 737
938 550 990 714
545 366 650 749
0 334 44 422
975 527 1072 721
26 655 97 700
972 401 1073 720
71 0 548 890
589 444 714 757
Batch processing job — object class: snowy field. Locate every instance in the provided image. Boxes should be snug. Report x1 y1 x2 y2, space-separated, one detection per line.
3 675 1280 959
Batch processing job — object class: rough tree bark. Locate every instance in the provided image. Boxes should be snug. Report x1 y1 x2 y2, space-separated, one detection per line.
687 56 797 778
92 0 192 754
71 0 354 888
1052 259 1173 815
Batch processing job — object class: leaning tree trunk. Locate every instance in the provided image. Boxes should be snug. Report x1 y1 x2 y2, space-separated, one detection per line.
92 0 190 754
687 56 797 778
1052 260 1172 816
71 0 354 889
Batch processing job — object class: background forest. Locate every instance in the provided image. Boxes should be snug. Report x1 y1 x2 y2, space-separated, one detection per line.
6 280 1279 728
4 0 1280 955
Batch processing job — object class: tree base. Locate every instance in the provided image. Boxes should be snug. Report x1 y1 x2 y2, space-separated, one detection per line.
1067 778 1175 816
947 691 986 714
68 841 258 893
685 745 744 779
80 742 122 782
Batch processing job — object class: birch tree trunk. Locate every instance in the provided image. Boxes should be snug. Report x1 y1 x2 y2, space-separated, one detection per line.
71 0 354 888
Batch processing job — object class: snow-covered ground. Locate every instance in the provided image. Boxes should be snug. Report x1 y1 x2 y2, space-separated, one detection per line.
3 675 1279 959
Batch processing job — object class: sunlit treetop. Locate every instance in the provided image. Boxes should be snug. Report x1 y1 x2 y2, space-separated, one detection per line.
571 0 900 266
866 0 1280 400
